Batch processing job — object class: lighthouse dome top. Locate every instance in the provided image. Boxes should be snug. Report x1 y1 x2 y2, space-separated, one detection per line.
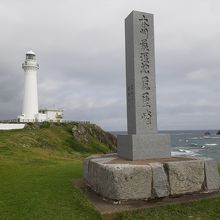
26 50 36 55
25 50 36 61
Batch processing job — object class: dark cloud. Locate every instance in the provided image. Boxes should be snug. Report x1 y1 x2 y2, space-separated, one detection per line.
1 0 220 131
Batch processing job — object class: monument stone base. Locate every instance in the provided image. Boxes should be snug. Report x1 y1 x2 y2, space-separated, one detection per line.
84 154 220 200
117 133 171 160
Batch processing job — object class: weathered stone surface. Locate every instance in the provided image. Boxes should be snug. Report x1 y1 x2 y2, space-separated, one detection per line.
204 158 220 191
84 155 219 200
150 163 169 198
83 155 100 182
88 158 152 200
165 160 205 195
83 154 117 182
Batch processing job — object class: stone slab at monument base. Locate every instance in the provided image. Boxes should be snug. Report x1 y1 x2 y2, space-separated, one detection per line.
117 134 171 160
84 154 220 201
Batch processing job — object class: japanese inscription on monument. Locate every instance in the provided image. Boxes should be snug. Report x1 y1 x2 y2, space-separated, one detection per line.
139 15 152 125
125 11 157 135
118 11 171 160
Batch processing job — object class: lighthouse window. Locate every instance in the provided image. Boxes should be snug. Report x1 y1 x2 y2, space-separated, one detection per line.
26 54 35 60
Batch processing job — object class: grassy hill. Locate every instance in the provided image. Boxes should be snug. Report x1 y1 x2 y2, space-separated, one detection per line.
1 123 220 220
0 122 116 157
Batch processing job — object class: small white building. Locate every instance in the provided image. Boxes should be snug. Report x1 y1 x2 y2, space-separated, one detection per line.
38 109 64 122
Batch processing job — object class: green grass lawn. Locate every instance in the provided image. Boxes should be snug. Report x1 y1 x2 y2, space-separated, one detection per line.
0 147 101 220
1 126 220 220
104 198 220 220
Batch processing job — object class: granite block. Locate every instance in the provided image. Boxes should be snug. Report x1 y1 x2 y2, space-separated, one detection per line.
204 158 220 191
150 163 169 198
165 160 204 195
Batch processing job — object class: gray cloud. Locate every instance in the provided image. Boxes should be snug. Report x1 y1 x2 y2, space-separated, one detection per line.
1 0 220 131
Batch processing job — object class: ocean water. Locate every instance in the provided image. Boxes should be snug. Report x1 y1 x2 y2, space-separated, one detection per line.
111 130 220 164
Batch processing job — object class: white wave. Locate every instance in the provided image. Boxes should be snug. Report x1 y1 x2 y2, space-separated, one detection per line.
171 151 186 156
190 137 203 140
206 136 220 139
174 133 193 136
171 149 199 157
204 143 218 146
190 143 198 146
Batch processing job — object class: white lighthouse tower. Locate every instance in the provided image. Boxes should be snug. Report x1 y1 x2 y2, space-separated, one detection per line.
18 50 39 122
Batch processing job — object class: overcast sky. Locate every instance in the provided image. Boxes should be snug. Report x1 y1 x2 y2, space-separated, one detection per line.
1 0 220 131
